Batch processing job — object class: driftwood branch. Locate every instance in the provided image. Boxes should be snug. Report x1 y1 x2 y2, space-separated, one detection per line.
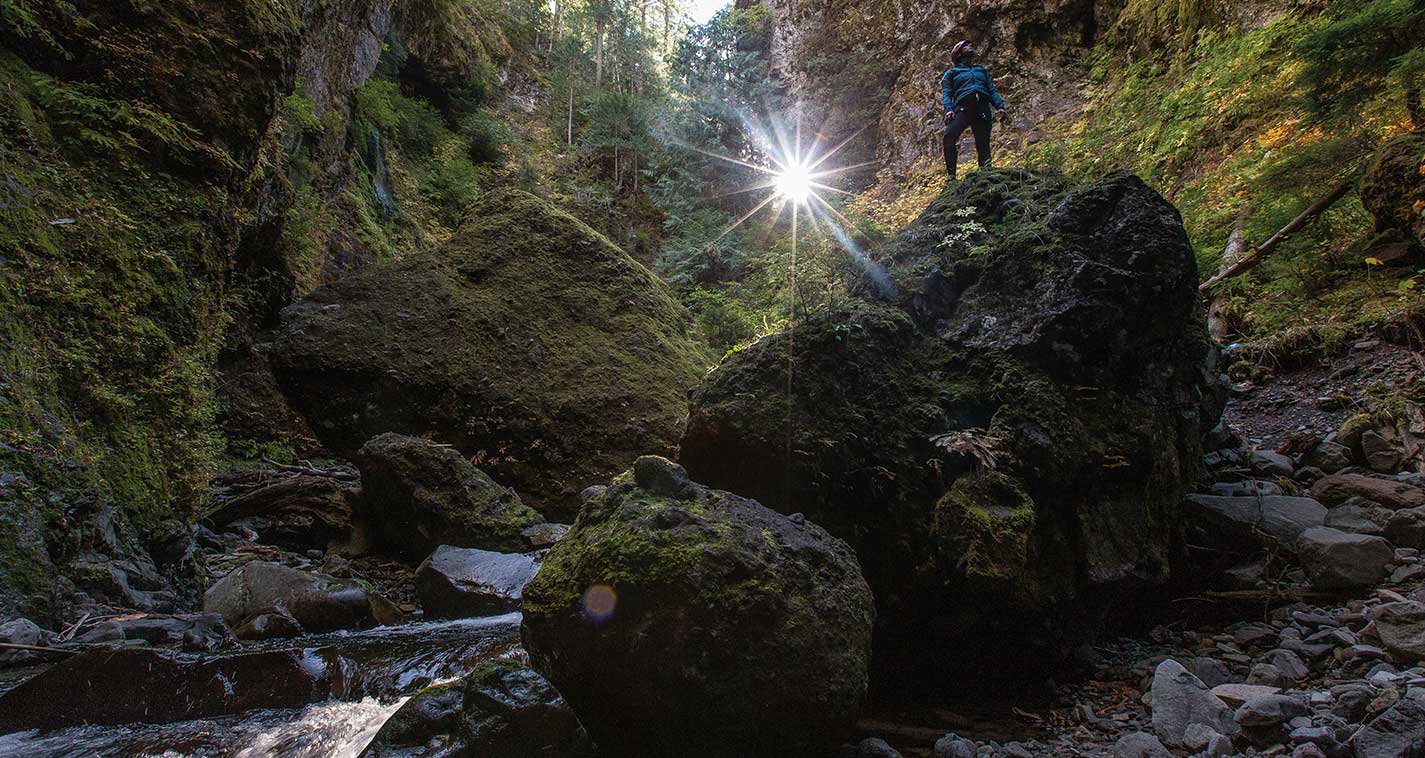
0 642 77 656
1199 178 1357 292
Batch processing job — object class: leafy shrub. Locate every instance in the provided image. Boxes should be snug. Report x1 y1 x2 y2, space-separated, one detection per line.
461 109 511 164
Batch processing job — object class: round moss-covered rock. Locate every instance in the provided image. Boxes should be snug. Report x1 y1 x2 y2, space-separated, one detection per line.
520 457 874 758
269 189 713 517
354 433 543 559
1361 131 1425 249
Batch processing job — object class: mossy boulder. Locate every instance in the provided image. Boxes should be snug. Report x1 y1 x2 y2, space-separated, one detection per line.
354 433 543 559
1361 131 1425 251
520 456 874 758
270 190 713 516
680 170 1224 693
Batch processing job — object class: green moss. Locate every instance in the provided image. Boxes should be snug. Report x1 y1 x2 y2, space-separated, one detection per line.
935 472 1036 582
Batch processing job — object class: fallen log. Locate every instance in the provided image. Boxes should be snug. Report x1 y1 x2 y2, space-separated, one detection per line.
1200 177 1357 292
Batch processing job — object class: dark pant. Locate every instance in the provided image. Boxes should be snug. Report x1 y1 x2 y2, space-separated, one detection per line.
944 99 992 178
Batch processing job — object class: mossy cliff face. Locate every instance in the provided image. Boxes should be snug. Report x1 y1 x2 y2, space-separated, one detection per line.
521 457 874 758
1360 130 1425 251
754 0 1098 181
0 0 390 620
681 170 1224 693
270 190 715 517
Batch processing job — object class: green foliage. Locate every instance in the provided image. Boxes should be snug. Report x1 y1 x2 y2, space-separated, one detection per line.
282 80 321 134
422 152 486 226
1111 0 1231 52
1295 0 1425 123
461 109 512 163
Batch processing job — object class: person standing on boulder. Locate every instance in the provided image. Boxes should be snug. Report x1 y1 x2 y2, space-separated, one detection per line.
941 40 1007 179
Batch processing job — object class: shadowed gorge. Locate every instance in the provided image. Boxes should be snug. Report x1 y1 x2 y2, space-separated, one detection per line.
0 0 1423 756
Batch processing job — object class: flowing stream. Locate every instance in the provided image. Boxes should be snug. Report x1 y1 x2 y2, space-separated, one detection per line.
0 613 523 758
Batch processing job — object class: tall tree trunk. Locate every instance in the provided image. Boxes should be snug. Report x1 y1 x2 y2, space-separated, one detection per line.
549 0 564 54
567 79 575 147
1207 209 1249 343
595 18 607 87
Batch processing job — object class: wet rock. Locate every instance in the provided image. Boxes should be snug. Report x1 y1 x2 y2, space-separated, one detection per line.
92 613 233 652
855 737 903 758
414 546 539 618
521 458 874 758
1185 495 1327 552
1312 475 1425 510
0 647 335 729
354 434 544 560
1249 663 1290 687
1212 480 1284 497
206 475 354 552
1302 442 1353 475
1352 691 1425 757
1214 683 1283 706
934 733 978 758
680 172 1223 686
203 561 402 633
1361 431 1403 474
361 680 464 757
233 611 302 641
269 190 714 517
1235 694 1309 727
521 523 570 550
1384 507 1425 550
1296 528 1394 590
1255 451 1296 477
1361 131 1425 250
0 618 53 667
1370 602 1425 662
1192 656 1233 687
461 660 589 758
1326 500 1394 537
1151 659 1239 747
1265 649 1312 682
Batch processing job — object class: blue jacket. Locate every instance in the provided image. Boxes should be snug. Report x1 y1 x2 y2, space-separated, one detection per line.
941 65 1005 113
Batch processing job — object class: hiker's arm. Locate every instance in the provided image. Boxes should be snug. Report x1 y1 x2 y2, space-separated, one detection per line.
941 71 955 114
986 73 1006 110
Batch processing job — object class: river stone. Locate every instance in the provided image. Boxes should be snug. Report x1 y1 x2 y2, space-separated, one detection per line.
855 738 904 758
354 434 543 559
1370 601 1425 662
0 618 51 667
1213 683 1282 707
1327 500 1393 537
414 545 539 618
268 189 713 518
205 475 354 552
1385 507 1425 550
1235 694 1308 727
1254 451 1296 477
1312 475 1425 510
1361 431 1404 474
934 734 978 758
203 561 402 632
1296 527 1394 590
680 171 1224 687
1352 691 1425 758
1151 659 1239 747
361 680 464 757
461 660 589 757
1302 442 1353 474
1117 730 1173 757
521 457 874 758
0 647 334 729
1185 495 1327 552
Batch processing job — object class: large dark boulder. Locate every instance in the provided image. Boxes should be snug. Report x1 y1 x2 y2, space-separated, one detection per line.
362 660 588 758
415 545 540 618
680 171 1224 691
269 189 713 517
355 433 544 559
0 647 335 730
1360 131 1425 252
521 457 874 758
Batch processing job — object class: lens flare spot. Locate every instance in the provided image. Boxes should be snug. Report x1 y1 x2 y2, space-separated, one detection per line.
582 584 617 622
774 161 813 205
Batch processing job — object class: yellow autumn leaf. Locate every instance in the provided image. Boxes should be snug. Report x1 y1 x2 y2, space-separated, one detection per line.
1365 257 1384 266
